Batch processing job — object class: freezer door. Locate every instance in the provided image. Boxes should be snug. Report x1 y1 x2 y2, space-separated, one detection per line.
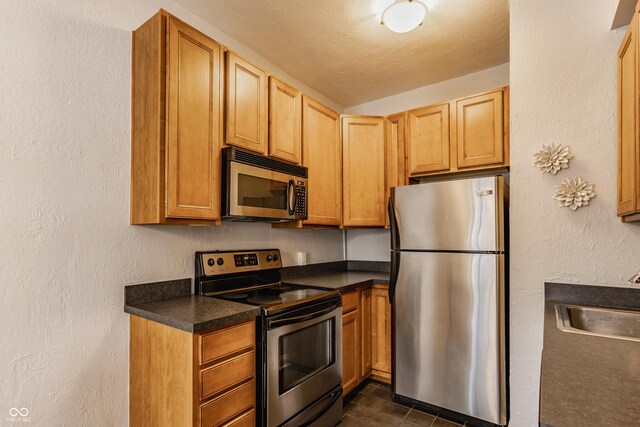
391 177 504 252
394 251 506 425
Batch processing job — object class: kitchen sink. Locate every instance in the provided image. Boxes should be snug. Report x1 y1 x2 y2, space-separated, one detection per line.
555 304 640 342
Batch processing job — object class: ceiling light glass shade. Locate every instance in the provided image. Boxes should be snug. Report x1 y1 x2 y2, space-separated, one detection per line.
381 0 427 33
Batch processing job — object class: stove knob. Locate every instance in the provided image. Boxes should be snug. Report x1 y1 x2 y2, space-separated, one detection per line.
207 258 215 266
273 254 279 262
266 255 273 262
217 258 224 266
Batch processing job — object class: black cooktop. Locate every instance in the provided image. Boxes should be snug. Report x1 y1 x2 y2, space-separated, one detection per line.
207 283 333 310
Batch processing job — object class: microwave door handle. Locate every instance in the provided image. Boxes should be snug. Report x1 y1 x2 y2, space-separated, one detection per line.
287 179 296 216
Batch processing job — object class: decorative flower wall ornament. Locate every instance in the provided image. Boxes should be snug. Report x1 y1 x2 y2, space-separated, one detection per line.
534 143 573 174
553 177 596 211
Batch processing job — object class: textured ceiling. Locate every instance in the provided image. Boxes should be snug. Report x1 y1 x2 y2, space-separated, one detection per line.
174 0 509 108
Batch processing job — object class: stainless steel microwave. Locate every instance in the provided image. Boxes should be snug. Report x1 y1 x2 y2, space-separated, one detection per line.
221 147 308 221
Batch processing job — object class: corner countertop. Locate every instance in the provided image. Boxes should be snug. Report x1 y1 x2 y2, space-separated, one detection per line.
540 282 640 427
124 267 390 333
285 271 390 293
125 295 261 333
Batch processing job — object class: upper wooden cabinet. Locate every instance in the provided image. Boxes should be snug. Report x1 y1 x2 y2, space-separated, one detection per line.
456 90 505 168
404 87 509 179
302 96 342 226
385 113 407 227
407 103 450 175
131 11 222 225
617 12 639 219
269 77 302 164
226 52 268 155
342 116 386 227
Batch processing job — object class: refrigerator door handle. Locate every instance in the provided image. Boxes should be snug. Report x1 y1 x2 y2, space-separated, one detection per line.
389 250 400 302
388 196 401 302
388 197 400 250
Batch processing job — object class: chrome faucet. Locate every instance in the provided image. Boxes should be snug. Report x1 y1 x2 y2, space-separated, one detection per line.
629 272 640 284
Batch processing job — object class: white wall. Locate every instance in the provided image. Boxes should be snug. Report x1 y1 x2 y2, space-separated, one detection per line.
510 1 640 425
345 63 510 262
344 62 510 115
0 1 343 425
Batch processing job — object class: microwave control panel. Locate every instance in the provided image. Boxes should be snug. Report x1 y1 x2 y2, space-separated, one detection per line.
295 182 307 218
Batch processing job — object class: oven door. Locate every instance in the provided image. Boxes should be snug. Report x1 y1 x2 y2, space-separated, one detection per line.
266 299 342 427
229 161 298 220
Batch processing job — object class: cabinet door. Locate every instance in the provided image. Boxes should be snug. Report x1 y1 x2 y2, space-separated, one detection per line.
302 96 341 226
360 287 372 378
166 16 221 220
342 309 360 396
342 117 386 227
371 286 391 378
269 77 302 164
226 52 268 154
456 90 504 169
407 103 450 176
385 113 407 227
618 18 637 216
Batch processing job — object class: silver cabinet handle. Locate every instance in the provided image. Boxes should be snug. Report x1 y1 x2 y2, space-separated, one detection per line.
477 189 494 196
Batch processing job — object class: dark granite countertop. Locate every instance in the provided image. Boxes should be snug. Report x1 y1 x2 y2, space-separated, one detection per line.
285 271 390 293
124 266 389 333
125 295 261 333
540 283 640 427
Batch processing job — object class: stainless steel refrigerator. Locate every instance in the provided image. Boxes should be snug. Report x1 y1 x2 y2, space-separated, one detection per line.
388 176 508 426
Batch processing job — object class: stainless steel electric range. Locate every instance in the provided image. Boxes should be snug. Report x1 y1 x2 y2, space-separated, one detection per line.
195 249 343 427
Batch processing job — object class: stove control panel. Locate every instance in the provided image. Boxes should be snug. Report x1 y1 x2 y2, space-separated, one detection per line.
199 249 282 276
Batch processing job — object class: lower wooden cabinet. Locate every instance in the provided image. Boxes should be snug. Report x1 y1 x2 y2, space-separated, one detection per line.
342 308 360 395
129 316 256 427
371 285 392 380
341 283 391 396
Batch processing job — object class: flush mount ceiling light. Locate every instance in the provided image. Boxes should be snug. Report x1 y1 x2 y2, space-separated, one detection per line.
381 0 428 33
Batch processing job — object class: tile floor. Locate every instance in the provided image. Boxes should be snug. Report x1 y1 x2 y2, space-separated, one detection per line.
341 381 465 427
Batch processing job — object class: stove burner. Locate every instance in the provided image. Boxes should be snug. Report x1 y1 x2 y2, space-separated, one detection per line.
223 293 249 300
248 295 283 305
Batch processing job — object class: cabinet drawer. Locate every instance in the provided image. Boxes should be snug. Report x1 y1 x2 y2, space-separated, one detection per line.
201 351 255 400
200 379 255 427
342 291 360 314
221 409 255 427
200 320 255 365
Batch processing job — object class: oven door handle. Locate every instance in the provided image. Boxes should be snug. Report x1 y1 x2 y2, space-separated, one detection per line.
268 302 340 329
